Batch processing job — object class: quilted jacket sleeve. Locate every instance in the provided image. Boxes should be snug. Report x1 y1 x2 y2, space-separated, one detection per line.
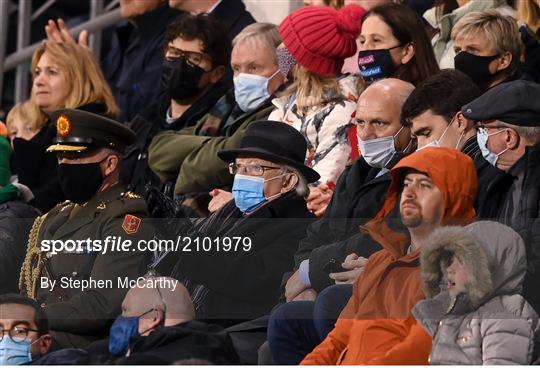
481 317 537 364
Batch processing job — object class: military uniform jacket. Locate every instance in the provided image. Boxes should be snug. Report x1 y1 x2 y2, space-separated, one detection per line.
20 183 153 349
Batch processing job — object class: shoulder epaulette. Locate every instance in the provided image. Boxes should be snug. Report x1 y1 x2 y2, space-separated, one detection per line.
120 191 142 200
54 200 73 212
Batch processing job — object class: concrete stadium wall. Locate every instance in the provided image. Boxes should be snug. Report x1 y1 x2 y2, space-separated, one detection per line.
245 0 303 25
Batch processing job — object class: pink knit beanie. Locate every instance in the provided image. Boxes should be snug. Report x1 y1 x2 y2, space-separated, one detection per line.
279 4 365 76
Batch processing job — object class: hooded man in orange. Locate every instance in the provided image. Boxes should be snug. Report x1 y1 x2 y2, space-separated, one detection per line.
301 147 478 365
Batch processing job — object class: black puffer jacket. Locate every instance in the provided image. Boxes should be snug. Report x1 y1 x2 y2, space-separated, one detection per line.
292 155 405 292
0 200 40 293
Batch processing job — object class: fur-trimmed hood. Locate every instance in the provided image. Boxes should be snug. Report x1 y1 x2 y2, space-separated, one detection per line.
420 221 526 309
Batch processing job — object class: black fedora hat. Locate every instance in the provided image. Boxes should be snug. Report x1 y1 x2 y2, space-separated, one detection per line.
218 120 320 183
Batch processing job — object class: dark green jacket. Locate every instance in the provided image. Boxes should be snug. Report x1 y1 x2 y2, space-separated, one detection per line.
148 101 275 194
20 183 153 349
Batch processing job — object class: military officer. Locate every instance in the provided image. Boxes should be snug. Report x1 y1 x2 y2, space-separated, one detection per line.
19 109 154 350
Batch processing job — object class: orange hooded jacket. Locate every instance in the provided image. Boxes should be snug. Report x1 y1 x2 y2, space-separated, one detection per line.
302 147 478 365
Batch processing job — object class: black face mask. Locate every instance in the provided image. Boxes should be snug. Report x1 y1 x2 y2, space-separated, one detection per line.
454 51 500 91
58 162 104 204
357 46 401 83
12 136 46 186
161 57 206 101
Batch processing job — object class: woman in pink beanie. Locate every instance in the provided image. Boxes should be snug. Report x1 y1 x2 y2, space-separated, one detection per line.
269 4 365 217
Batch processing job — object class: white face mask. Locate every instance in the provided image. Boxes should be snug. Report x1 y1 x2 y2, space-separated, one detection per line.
417 115 464 151
476 127 508 167
358 126 404 168
417 121 451 151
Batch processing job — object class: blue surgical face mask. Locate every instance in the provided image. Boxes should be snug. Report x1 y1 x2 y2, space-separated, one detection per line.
0 337 34 365
232 173 285 213
359 126 404 168
109 307 156 356
108 315 139 356
476 127 508 167
234 70 280 112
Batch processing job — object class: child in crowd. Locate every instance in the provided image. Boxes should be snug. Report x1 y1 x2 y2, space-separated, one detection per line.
5 100 44 147
413 221 540 365
270 4 364 217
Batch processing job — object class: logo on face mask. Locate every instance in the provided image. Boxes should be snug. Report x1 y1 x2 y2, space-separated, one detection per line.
357 45 401 83
233 70 280 112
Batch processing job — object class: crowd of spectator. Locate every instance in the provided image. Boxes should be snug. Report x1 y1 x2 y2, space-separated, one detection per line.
1 0 540 365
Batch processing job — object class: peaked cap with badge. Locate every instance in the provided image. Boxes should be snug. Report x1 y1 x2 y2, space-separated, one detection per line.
47 108 136 153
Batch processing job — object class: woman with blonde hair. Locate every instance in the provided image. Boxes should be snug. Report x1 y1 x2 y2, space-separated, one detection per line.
304 0 344 8
31 42 119 118
517 0 540 82
269 4 364 216
423 0 514 69
13 42 119 212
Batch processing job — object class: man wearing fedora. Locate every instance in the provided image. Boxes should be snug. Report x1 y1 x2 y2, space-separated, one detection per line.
170 120 317 326
19 109 153 350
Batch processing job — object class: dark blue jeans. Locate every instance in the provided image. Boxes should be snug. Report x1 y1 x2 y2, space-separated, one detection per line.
267 284 352 365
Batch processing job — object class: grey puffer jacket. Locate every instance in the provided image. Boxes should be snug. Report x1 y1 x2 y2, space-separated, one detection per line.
413 221 540 365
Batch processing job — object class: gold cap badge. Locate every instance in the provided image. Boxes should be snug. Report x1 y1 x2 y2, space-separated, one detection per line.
56 114 72 137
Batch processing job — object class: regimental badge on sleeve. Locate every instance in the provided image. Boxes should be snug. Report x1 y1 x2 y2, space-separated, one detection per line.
122 214 141 235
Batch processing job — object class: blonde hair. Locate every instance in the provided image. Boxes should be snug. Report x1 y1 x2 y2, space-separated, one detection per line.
6 100 47 134
31 42 119 119
517 0 540 33
284 64 343 115
452 10 522 72
325 0 344 8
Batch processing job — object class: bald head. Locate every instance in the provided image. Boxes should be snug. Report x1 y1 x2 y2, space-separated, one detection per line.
356 78 415 151
122 277 195 335
363 78 415 106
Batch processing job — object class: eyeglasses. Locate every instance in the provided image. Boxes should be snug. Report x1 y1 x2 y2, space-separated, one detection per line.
165 46 208 68
0 326 39 343
228 163 281 176
476 123 507 131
